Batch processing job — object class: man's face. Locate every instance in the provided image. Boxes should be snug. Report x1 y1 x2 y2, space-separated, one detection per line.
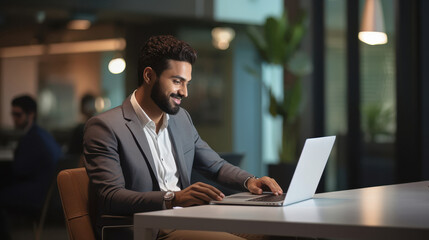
11 106 32 130
150 60 192 115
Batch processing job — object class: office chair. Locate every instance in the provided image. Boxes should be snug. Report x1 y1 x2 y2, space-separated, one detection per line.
57 168 96 240
57 168 133 240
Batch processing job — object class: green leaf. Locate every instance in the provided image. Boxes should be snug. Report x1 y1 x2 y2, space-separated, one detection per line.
287 78 302 122
264 17 283 63
284 25 304 62
246 26 268 62
244 9 310 164
269 90 279 117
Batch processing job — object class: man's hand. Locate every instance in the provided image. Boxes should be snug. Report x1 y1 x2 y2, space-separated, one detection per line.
173 182 225 207
246 176 283 195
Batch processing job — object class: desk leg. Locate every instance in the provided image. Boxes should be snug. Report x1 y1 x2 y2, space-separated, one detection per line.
134 227 152 240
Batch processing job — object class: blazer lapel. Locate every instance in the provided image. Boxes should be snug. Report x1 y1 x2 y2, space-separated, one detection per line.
168 116 191 188
122 96 158 180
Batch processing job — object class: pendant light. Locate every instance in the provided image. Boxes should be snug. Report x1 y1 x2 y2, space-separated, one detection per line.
358 0 388 45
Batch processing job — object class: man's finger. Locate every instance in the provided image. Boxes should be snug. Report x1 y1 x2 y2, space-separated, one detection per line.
192 183 224 200
264 177 280 189
262 177 283 194
191 190 216 203
249 177 283 195
192 182 225 199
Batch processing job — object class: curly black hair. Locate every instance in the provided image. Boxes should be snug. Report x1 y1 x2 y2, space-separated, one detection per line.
137 35 197 86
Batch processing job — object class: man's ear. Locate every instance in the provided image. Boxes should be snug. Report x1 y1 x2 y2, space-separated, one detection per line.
143 67 156 85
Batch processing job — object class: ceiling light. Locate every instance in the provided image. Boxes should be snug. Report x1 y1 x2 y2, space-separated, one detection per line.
67 13 95 30
211 27 235 50
108 57 126 74
67 19 91 30
359 0 388 45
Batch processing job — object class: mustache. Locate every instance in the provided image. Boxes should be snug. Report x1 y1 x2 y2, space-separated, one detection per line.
170 93 183 99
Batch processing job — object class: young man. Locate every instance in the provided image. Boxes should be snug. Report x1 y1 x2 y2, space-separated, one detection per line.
84 35 283 240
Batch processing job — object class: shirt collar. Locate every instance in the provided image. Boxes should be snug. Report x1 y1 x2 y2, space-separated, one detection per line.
130 90 169 131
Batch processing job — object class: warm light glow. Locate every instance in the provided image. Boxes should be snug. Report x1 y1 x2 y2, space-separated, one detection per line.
361 187 385 225
67 19 91 30
95 97 104 112
358 31 388 45
359 0 388 45
211 27 235 50
108 58 126 74
0 38 126 58
39 89 56 115
95 97 111 112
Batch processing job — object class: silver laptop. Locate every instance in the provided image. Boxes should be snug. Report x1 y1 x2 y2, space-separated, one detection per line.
211 136 336 206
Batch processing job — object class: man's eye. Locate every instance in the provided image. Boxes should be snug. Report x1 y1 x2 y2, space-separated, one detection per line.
173 80 181 84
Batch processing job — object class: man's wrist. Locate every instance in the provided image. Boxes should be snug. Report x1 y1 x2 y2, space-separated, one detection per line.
244 176 257 190
164 191 175 209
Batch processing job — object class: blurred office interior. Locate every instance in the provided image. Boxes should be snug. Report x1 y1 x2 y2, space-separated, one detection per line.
0 0 428 238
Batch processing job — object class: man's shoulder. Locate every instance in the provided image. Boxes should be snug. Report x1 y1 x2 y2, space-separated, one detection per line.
26 124 60 152
89 105 124 123
29 124 53 139
84 104 130 136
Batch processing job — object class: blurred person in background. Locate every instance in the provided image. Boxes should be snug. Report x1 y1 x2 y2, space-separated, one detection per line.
68 93 96 167
0 95 61 240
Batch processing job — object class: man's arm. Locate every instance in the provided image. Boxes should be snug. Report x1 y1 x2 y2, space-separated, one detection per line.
182 109 283 195
84 115 164 215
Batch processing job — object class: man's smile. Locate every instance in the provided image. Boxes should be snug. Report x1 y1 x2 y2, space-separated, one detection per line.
171 94 183 105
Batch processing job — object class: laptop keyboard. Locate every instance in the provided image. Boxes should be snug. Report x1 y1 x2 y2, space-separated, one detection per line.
247 193 286 202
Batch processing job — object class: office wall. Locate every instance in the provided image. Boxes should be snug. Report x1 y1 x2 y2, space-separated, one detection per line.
37 52 101 129
0 52 102 130
232 31 263 175
0 57 38 128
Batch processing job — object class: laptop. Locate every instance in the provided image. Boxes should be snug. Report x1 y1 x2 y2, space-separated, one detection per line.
211 136 336 206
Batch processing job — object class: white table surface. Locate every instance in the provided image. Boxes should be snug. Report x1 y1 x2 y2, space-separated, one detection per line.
134 181 429 240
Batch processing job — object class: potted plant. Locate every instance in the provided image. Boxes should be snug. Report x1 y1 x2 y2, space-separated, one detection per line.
246 9 311 188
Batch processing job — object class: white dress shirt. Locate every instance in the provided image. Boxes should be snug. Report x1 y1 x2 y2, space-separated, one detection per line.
130 91 181 192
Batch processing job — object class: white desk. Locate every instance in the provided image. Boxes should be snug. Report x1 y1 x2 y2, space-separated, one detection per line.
134 181 429 240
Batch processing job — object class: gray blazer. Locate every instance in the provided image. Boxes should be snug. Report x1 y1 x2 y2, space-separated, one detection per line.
83 96 252 236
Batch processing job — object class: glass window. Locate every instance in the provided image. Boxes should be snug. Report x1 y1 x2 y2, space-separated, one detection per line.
359 0 396 187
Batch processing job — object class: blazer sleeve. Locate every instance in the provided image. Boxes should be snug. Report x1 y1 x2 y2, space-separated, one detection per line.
84 116 164 215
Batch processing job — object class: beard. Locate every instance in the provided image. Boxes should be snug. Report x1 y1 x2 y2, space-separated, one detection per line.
151 79 182 115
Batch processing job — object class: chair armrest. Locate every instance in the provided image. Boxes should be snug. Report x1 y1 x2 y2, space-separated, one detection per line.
101 215 134 240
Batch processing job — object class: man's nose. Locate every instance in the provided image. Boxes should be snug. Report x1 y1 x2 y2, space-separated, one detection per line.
178 84 188 98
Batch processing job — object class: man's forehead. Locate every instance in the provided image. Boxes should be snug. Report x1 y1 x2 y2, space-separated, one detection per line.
163 60 192 79
165 59 192 67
